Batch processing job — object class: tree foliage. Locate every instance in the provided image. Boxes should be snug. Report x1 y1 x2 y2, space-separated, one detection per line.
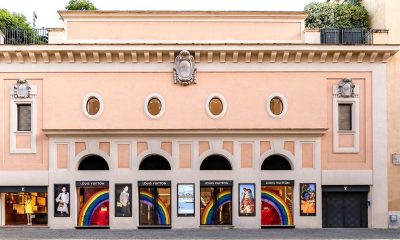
0 9 32 32
65 0 98 10
0 9 46 44
305 2 369 29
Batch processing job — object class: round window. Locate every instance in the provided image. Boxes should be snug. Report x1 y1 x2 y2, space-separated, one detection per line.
270 97 283 115
86 97 100 116
147 97 162 116
209 97 223 116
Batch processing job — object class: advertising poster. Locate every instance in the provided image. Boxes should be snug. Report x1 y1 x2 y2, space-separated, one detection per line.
300 183 316 216
54 184 70 217
239 183 255 216
177 183 195 216
115 184 132 217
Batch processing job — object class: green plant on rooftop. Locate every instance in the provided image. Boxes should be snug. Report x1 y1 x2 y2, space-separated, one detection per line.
305 2 369 28
65 0 98 10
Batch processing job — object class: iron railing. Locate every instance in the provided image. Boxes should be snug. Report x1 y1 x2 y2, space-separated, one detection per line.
321 28 371 45
2 28 48 45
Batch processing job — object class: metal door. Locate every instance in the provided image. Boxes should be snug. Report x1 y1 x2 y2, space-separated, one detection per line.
322 192 368 228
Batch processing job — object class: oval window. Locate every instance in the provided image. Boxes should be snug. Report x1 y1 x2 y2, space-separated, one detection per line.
270 97 283 115
209 97 223 116
86 97 100 116
147 97 162 116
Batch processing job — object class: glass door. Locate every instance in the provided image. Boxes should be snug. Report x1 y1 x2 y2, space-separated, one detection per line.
200 187 232 225
139 187 171 225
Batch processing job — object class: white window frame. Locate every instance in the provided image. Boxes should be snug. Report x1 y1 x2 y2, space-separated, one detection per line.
333 85 360 153
82 92 104 120
266 93 288 119
10 85 37 154
144 93 165 120
205 93 227 120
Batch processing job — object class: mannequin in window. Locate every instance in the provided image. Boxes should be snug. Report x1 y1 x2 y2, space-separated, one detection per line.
24 194 33 225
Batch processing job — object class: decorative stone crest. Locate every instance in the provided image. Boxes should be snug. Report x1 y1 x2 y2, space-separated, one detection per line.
173 50 197 86
13 79 31 98
338 78 355 98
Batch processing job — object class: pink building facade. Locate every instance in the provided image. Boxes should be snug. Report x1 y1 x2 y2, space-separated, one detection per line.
0 11 397 229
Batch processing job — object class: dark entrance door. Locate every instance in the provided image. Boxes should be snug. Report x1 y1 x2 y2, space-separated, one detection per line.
138 181 171 227
200 181 233 225
322 186 368 228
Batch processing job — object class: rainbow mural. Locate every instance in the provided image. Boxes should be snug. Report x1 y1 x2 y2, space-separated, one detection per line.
78 189 109 226
139 191 171 225
261 190 293 225
200 190 232 225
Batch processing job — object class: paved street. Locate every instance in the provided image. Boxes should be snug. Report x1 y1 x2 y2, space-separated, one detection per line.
0 228 399 239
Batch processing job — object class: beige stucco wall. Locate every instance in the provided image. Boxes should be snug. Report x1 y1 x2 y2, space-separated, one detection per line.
66 21 303 43
0 79 48 171
59 11 306 44
323 76 372 170
1 71 373 171
364 0 400 212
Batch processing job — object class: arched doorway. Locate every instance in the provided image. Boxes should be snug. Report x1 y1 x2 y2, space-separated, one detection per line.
77 154 110 228
200 155 233 226
200 154 232 170
261 154 292 170
139 154 171 170
78 154 109 170
138 154 171 227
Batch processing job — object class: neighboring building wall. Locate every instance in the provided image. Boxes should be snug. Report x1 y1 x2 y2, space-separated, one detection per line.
364 0 400 221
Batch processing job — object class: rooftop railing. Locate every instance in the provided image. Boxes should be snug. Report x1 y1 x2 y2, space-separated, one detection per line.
1 28 48 45
320 28 388 45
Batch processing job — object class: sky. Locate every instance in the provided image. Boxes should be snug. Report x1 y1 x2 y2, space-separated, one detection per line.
0 0 324 28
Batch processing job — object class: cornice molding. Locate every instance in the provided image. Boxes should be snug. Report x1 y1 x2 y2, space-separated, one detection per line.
0 44 398 64
58 10 308 20
43 128 328 136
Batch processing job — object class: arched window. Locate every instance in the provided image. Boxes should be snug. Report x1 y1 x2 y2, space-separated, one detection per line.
78 154 109 170
261 154 292 170
200 155 232 170
139 154 171 170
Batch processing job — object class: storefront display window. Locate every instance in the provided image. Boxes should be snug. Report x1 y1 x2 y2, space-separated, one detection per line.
200 181 232 225
261 180 294 226
138 181 171 226
5 191 47 225
76 181 109 227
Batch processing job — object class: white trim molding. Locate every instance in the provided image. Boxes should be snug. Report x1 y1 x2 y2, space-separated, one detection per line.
81 92 104 120
9 82 37 154
332 84 360 153
205 93 227 120
266 92 288 119
143 93 165 120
